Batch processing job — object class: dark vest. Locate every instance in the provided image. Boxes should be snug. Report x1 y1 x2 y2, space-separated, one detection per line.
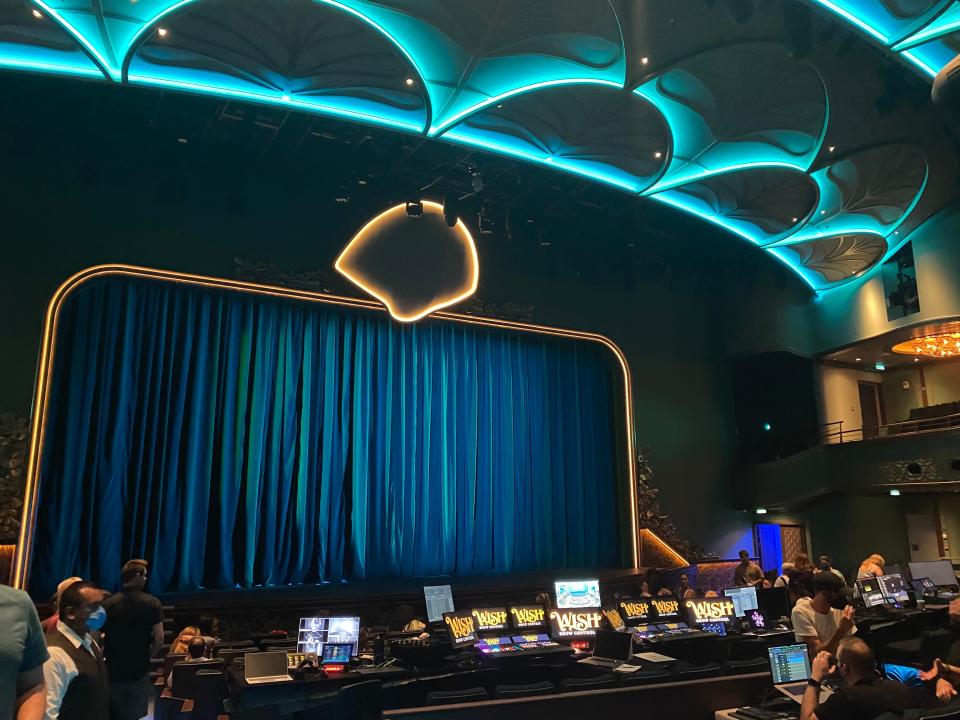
46 629 111 720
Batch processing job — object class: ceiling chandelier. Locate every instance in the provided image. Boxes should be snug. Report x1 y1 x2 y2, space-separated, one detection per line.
892 333 960 359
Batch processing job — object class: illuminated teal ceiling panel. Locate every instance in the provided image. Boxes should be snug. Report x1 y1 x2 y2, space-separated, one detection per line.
634 43 828 194
781 145 927 244
128 0 429 133
806 0 950 44
320 0 626 136
898 31 960 75
0 0 101 77
648 168 818 246
441 84 668 193
768 233 887 290
894 1 960 48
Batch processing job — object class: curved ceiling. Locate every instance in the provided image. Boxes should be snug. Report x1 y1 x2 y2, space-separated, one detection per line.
0 0 942 294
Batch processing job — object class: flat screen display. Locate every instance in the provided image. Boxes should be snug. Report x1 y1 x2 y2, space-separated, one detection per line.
745 608 769 631
509 605 546 629
683 598 737 626
723 586 759 617
555 580 601 609
470 608 509 632
756 587 789 621
297 617 361 655
908 560 957 588
424 585 455 622
858 577 886 608
603 607 626 631
877 574 910 606
649 596 681 620
592 629 632 661
443 611 478 649
700 622 727 636
547 609 603 639
769 644 812 684
321 643 352 664
632 624 659 639
619 599 653 624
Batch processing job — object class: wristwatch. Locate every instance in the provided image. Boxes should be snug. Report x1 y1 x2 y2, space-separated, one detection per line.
807 678 822 689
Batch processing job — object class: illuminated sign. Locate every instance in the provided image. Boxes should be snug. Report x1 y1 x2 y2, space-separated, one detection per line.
603 607 626 631
443 611 478 648
548 609 603 639
471 607 509 632
619 600 652 623
509 605 546 629
684 599 737 625
650 597 681 619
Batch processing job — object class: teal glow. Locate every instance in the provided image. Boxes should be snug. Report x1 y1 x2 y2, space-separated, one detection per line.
649 188 761 245
806 0 890 42
893 2 960 49
31 0 115 77
119 0 201 76
766 247 827 291
0 42 102 78
900 43 950 77
127 73 426 132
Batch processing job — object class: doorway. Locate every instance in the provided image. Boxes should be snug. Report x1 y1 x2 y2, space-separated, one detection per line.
858 381 885 439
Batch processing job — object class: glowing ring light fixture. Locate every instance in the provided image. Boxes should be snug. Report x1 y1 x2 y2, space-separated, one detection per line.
335 200 480 322
892 332 960 359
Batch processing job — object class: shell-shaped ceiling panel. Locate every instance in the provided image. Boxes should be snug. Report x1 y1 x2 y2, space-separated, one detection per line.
634 43 828 194
783 144 927 244
128 0 428 132
0 0 99 76
441 84 669 192
897 29 960 77
769 233 887 290
324 0 627 135
649 168 818 246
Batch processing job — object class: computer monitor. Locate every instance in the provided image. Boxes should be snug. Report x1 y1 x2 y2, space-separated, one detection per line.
547 609 603 640
911 577 937 595
745 608 769 631
700 621 727 636
683 597 737 627
908 560 958 589
592 629 633 661
756 587 790 621
769 644 812 685
443 611 478 649
297 617 361 655
470 608 509 632
509 605 546 629
602 607 626 632
877 574 910 606
423 585 455 623
649 595 681 620
857 576 887 608
321 643 352 665
724 586 759 617
619 598 654 624
555 579 601 609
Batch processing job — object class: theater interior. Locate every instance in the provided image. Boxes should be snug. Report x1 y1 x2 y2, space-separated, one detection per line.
4 0 960 719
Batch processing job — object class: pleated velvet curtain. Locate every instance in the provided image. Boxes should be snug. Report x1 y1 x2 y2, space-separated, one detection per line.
31 275 625 595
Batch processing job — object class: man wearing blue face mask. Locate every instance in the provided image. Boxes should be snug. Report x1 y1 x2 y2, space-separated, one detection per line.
42 581 109 720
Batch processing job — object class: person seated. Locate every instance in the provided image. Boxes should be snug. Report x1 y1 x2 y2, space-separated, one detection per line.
789 553 816 597
639 581 652 598
792 572 856 658
675 573 691 598
857 554 885 580
774 562 795 588
801 637 937 720
170 626 201 655
166 637 217 688
534 592 552 609
196 615 220 645
920 658 960 703
657 587 674 597
734 549 764 587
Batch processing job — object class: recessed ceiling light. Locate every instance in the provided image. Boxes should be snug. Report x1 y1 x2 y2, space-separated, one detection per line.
914 358 920 362
894 231 899 235
641 56 649 65
855 357 862 361
791 217 798 223
405 78 414 86
357 179 367 185
32 9 42 18
157 27 168 37
828 145 836 152
654 151 662 159
177 137 188 144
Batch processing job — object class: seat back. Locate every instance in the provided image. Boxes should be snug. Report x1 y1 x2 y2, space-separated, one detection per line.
170 660 225 699
218 648 256 666
163 653 187 676
333 680 383 720
677 663 722 681
492 681 554 699
558 676 616 692
191 671 228 720
723 657 769 674
425 687 489 706
619 669 673 685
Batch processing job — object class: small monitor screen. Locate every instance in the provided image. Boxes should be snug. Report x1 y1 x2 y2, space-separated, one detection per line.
656 622 688 632
619 599 653 624
632 624 659 639
745 608 768 631
877 574 910 605
424 585 455 623
603 607 626 631
908 560 957 588
555 580 601 609
592 629 632 661
756 587 789 621
297 617 360 655
723 586 759 617
547 609 603 639
858 577 886 608
649 596 681 620
769 644 812 684
683 598 737 626
321 643 352 665
509 605 546 629
700 622 727 636
470 608 509 632
443 611 478 649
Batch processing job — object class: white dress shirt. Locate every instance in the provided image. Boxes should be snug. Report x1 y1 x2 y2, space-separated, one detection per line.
42 623 98 720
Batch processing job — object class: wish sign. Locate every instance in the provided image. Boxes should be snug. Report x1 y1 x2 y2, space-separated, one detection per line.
509 605 546 629
650 596 681 620
470 607 509 632
619 600 653 624
684 598 737 626
443 611 478 648
548 609 603 639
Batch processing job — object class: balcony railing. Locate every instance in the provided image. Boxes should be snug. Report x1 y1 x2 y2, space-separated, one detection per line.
822 411 960 444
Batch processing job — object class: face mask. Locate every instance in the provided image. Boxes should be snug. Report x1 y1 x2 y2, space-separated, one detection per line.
86 606 107 632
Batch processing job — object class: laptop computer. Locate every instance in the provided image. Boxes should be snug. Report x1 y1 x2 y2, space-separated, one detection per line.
244 651 294 685
578 630 633 668
768 644 831 703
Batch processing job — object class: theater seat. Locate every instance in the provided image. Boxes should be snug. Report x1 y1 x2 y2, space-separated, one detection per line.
425 687 489 706
170 660 225 699
190 671 228 720
558 676 616 692
723 657 769 674
162 654 187 676
676 663 722 681
333 680 382 720
217 649 256 667
885 628 951 667
492 681 554 699
619 669 673 686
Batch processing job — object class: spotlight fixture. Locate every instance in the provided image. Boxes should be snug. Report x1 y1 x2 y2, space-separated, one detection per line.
828 146 836 152
157 27 168 37
405 200 423 218
32 9 42 18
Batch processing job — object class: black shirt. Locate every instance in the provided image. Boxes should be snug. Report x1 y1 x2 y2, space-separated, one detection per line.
102 589 163 681
815 676 935 720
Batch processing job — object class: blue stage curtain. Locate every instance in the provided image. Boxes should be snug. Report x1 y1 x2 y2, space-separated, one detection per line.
30 276 626 595
755 523 783 574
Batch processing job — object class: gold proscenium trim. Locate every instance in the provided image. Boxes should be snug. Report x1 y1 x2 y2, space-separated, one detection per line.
13 264 638 590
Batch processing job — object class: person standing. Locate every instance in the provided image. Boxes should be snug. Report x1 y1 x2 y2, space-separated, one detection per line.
0 584 48 720
42 582 109 720
101 560 163 720
733 550 764 587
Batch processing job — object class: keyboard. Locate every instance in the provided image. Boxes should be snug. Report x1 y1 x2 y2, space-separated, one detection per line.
578 656 622 667
245 674 293 685
730 708 795 720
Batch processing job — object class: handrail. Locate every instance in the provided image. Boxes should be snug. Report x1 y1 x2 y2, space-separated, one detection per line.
820 410 960 444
